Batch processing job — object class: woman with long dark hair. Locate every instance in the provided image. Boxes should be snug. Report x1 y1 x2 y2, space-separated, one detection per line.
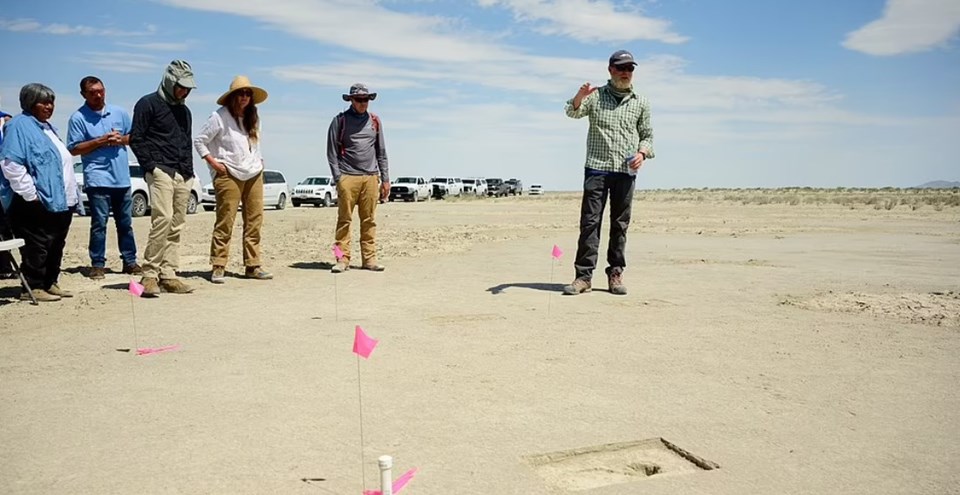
194 76 272 283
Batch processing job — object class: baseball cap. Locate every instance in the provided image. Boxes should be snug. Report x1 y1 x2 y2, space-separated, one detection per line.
608 50 637 67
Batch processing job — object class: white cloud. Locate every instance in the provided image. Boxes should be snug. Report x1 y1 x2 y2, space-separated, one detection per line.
843 0 960 55
158 0 517 63
77 52 160 73
477 0 688 44
0 18 156 37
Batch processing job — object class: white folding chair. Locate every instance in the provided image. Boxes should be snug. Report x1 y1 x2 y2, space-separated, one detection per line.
0 238 37 305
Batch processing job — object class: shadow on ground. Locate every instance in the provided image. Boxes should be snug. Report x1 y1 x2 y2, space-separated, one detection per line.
487 282 566 294
290 261 335 270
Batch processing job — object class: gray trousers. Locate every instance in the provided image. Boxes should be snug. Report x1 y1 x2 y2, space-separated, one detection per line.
574 171 635 280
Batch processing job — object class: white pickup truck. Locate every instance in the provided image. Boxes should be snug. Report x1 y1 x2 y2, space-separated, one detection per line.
291 176 338 207
430 177 463 199
389 176 430 202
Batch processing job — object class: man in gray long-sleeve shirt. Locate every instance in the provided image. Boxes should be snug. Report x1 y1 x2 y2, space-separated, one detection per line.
326 83 389 273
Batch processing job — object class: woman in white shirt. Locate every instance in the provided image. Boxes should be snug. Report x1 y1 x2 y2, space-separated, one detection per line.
0 83 80 302
194 76 271 283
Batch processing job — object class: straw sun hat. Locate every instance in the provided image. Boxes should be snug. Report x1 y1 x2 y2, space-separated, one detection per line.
217 75 268 105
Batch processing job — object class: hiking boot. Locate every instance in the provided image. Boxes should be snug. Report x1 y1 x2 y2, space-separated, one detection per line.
245 266 273 280
331 261 349 273
89 266 106 280
562 278 592 295
122 263 143 275
21 289 61 302
46 284 74 298
140 277 160 298
607 268 627 295
361 263 385 272
159 278 194 294
210 266 226 284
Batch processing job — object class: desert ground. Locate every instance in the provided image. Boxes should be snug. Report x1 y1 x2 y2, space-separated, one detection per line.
1 189 958 494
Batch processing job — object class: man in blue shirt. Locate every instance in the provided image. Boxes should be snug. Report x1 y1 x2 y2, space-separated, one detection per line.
67 76 140 280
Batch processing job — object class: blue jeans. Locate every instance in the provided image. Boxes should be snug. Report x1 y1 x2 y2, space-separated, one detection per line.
87 187 138 268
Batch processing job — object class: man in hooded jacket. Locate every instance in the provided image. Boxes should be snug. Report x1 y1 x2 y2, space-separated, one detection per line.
129 60 197 297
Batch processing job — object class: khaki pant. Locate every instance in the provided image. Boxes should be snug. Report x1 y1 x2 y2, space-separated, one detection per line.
210 171 264 267
335 175 379 265
143 171 193 280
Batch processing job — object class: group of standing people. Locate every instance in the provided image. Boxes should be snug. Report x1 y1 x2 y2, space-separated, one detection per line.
1 49 652 303
0 59 392 303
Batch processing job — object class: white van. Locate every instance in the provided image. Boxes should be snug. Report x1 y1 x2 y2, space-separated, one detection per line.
75 162 203 217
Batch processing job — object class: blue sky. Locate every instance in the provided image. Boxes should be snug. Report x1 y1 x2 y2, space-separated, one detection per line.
1 0 958 190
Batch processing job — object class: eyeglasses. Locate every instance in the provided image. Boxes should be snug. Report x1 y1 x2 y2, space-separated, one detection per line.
352 97 371 103
612 64 635 72
236 89 254 97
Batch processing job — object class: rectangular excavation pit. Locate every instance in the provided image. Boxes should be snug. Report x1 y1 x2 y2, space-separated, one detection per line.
525 438 719 491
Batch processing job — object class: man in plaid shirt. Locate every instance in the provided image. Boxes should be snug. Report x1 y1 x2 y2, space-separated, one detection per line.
563 49 654 296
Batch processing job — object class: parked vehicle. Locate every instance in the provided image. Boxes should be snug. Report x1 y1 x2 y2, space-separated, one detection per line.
504 178 523 196
390 176 430 202
290 176 338 207
463 178 488 196
529 184 543 195
486 178 508 197
430 177 463 199
201 169 290 211
263 170 289 209
75 162 202 217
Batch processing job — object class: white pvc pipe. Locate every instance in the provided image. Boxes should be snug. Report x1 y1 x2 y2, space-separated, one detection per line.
378 455 393 495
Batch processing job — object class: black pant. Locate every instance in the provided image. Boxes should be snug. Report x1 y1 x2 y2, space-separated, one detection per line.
8 195 73 290
573 172 635 280
0 199 13 273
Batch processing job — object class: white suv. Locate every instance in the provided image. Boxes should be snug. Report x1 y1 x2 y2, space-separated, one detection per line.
291 175 337 207
463 177 487 196
201 169 290 210
75 162 203 217
430 177 463 199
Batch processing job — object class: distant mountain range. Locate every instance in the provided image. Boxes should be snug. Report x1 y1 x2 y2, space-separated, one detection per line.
914 180 960 189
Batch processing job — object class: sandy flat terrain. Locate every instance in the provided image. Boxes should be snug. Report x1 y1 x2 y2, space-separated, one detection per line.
1 192 958 494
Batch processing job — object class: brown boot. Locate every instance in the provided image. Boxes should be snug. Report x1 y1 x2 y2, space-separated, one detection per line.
122 263 143 275
46 284 74 298
562 278 592 295
88 267 106 280
140 277 160 298
21 289 61 302
244 266 273 280
607 268 627 295
159 278 194 294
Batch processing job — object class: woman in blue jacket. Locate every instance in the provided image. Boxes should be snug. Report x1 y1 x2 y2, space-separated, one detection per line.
0 83 80 302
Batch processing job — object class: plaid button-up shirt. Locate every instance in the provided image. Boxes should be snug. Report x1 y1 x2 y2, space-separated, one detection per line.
565 84 655 173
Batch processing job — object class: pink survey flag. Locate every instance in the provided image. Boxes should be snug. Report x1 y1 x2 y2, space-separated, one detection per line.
551 244 563 260
333 244 344 260
362 468 418 495
128 279 145 297
352 325 378 359
137 344 180 356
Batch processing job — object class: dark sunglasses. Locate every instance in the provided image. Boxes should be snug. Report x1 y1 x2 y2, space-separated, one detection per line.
236 89 254 97
352 97 371 103
613 64 636 72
